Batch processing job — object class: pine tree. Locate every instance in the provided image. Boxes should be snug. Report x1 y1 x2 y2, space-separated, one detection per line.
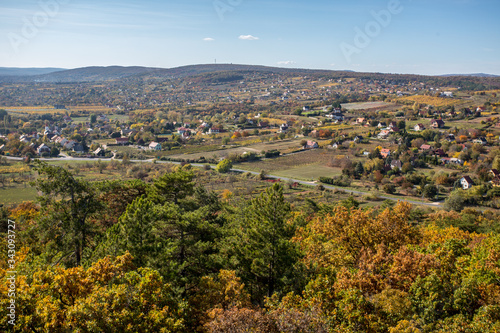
147 167 194 205
31 160 101 266
230 183 299 301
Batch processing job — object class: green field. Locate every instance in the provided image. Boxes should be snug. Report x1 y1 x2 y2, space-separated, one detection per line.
0 186 37 205
272 164 341 181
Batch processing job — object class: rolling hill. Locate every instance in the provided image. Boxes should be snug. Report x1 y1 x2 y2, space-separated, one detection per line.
0 67 65 76
0 64 499 90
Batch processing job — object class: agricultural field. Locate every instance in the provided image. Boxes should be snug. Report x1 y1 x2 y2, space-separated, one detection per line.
66 105 115 113
237 149 338 173
272 164 341 181
397 95 464 108
1 106 66 114
167 138 307 160
341 101 396 111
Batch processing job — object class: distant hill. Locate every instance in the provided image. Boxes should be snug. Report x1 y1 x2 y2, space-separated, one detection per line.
30 66 163 82
0 64 499 90
440 73 499 78
23 64 335 83
149 64 333 78
0 67 66 76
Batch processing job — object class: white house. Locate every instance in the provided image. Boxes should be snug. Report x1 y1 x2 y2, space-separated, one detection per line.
450 158 464 165
378 129 390 139
149 142 161 151
472 138 487 146
414 124 425 131
279 123 289 133
460 176 474 190
94 147 105 156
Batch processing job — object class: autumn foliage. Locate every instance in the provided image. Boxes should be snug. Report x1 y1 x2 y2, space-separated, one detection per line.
1 164 500 332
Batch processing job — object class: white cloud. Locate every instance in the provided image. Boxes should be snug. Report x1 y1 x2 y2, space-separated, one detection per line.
277 61 295 66
203 37 215 42
238 35 259 40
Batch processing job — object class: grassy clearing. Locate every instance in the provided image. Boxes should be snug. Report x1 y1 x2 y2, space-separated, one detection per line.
272 164 341 181
0 186 37 204
108 114 129 122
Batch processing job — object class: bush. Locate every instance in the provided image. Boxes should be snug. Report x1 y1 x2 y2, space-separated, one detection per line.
264 150 281 158
319 175 351 187
444 191 466 212
216 159 233 173
423 184 438 199
383 184 396 194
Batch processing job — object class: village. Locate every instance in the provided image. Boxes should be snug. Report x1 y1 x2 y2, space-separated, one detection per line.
1 68 500 210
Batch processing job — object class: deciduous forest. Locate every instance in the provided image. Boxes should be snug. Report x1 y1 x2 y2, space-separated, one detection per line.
1 161 499 332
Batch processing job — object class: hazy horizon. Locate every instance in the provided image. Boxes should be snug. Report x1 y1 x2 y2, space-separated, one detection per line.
1 0 499 76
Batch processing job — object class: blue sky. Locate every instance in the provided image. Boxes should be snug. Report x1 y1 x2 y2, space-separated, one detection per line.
0 0 499 75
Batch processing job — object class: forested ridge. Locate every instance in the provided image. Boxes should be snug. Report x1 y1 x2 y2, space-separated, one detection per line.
1 161 500 332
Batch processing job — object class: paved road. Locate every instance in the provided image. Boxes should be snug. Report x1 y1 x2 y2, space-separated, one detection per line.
4 155 443 207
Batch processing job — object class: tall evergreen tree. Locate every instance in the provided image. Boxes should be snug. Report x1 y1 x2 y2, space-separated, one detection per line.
31 160 101 266
147 167 195 205
228 183 300 301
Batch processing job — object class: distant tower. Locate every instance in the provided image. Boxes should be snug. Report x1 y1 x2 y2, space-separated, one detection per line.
215 59 217 64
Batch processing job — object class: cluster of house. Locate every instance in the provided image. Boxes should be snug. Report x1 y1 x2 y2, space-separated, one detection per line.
460 176 474 190
51 135 85 153
174 123 226 139
325 108 345 122
457 171 499 190
378 118 447 139
418 106 482 118
18 125 87 155
377 121 401 139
